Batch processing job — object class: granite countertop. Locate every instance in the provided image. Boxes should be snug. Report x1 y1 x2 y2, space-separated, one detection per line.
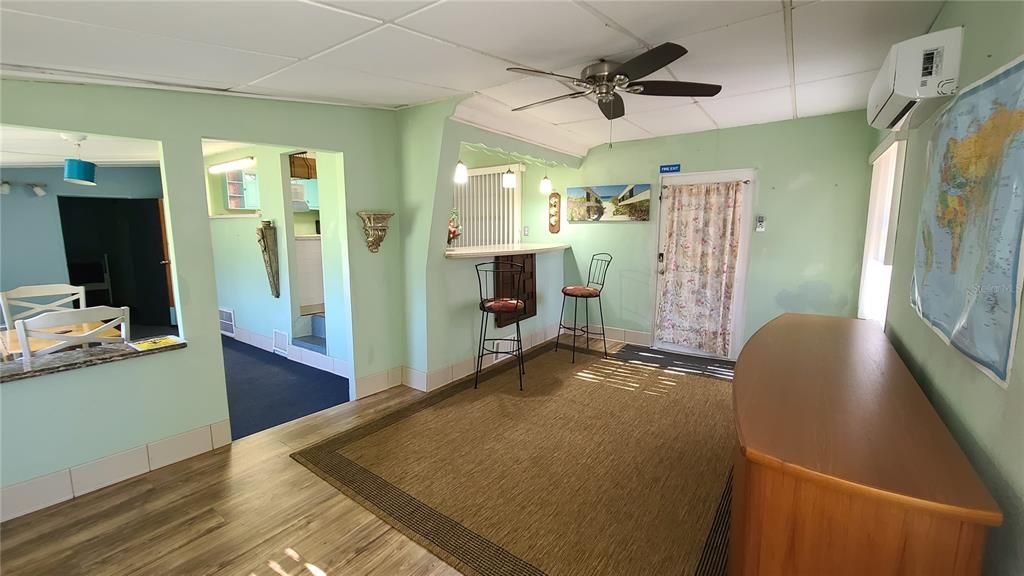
0 341 187 383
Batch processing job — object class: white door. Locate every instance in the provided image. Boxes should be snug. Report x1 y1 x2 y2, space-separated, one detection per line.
652 170 755 360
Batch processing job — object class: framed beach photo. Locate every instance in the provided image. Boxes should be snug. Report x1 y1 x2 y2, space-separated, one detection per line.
566 184 651 222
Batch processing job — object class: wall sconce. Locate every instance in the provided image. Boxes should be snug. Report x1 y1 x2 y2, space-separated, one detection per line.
548 192 561 234
357 211 394 253
1 181 10 194
31 184 47 197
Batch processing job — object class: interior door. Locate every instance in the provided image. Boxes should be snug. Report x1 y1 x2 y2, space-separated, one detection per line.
652 171 754 360
157 198 175 319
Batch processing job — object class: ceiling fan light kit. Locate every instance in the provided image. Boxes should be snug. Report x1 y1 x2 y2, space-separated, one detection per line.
507 42 722 120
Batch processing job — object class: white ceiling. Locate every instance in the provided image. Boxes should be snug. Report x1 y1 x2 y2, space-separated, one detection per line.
0 1 943 155
0 125 161 166
0 127 252 166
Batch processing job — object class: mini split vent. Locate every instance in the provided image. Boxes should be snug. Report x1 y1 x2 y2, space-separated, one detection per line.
218 308 235 336
273 330 289 356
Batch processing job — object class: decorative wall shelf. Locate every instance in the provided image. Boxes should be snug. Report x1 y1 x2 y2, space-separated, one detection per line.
357 211 394 253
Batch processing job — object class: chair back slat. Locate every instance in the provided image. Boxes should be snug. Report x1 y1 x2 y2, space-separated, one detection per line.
475 261 525 304
14 305 130 369
586 253 614 291
0 284 86 328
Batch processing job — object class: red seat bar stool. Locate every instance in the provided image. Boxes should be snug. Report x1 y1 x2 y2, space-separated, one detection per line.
474 260 527 390
556 253 613 362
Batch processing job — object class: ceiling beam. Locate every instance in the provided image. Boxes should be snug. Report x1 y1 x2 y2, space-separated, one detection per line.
782 0 798 119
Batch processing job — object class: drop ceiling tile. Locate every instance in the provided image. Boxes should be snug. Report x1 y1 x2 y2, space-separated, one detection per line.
324 1 433 21
0 10 292 87
626 104 716 136
792 1 943 84
312 25 513 91
559 117 651 143
585 1 781 44
3 1 379 59
244 61 460 107
397 1 640 71
795 69 876 118
668 11 789 98
700 87 793 129
481 76 604 123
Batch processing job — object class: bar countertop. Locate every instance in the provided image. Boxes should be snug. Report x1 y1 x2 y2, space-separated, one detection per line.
444 243 570 259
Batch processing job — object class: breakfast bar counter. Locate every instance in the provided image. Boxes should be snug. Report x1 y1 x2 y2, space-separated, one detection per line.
444 242 569 259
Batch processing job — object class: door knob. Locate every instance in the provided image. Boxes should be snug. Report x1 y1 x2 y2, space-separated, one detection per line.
159 260 170 265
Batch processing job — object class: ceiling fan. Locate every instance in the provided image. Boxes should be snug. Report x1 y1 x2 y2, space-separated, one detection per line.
506 43 721 120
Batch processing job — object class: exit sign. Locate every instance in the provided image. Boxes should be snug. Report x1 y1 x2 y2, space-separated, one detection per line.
660 164 681 174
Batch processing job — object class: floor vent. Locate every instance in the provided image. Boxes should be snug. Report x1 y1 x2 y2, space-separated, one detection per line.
218 308 235 336
273 330 289 356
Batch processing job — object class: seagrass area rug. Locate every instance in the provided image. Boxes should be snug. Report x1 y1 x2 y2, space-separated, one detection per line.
293 347 735 576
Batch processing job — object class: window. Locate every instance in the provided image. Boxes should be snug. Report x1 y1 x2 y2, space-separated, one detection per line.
858 139 905 327
451 164 523 247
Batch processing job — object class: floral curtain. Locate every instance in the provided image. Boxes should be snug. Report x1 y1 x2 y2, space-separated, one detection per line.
655 181 744 357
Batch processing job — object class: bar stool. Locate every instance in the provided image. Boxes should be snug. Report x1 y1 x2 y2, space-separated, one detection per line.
556 253 612 362
474 261 526 390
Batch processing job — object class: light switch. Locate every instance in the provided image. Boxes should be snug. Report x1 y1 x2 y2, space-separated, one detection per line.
755 215 766 232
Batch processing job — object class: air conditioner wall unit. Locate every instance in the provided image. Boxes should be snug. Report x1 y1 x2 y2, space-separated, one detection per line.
867 27 963 131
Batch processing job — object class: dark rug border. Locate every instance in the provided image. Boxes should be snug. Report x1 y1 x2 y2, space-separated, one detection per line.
291 342 731 576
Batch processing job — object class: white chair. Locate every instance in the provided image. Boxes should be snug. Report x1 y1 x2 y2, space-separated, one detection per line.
14 306 130 368
0 284 86 329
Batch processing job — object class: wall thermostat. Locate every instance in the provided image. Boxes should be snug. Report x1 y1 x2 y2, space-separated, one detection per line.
755 215 766 232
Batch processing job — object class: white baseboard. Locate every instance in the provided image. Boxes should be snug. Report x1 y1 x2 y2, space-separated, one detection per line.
0 469 73 522
148 426 213 470
353 369 399 399
69 446 149 497
1 418 231 522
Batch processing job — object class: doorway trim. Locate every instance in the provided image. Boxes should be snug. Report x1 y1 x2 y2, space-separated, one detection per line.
651 168 757 360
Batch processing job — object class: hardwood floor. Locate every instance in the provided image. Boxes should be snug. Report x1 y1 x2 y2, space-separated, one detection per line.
0 383 462 576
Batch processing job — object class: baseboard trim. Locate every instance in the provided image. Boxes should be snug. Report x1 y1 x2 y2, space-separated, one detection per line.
1 418 231 522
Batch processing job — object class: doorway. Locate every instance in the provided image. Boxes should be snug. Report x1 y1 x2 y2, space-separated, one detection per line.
858 138 905 328
58 196 177 337
652 170 754 360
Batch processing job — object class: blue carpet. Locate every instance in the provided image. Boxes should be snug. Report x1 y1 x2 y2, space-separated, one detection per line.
222 335 349 440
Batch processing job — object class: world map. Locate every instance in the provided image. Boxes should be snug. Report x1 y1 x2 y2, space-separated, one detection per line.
912 55 1024 384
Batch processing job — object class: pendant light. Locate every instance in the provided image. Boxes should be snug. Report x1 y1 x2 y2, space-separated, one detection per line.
502 168 516 189
453 160 468 184
502 151 516 189
61 133 97 186
539 164 552 195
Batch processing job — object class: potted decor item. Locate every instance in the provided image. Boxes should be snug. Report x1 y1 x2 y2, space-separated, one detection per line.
447 208 463 247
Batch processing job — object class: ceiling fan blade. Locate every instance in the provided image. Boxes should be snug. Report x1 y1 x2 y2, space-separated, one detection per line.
629 80 722 98
613 43 688 82
598 93 625 120
512 90 592 112
506 67 584 83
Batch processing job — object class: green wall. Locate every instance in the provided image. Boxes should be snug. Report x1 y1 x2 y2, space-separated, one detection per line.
526 111 875 343
206 145 297 344
426 123 581 372
884 2 1024 573
0 79 401 486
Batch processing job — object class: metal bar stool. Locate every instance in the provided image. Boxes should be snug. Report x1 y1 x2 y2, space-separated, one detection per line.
474 261 527 390
556 253 612 362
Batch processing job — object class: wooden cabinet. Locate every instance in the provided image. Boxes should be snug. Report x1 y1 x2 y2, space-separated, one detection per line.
730 314 1002 576
494 253 536 327
289 154 317 179
225 170 259 210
